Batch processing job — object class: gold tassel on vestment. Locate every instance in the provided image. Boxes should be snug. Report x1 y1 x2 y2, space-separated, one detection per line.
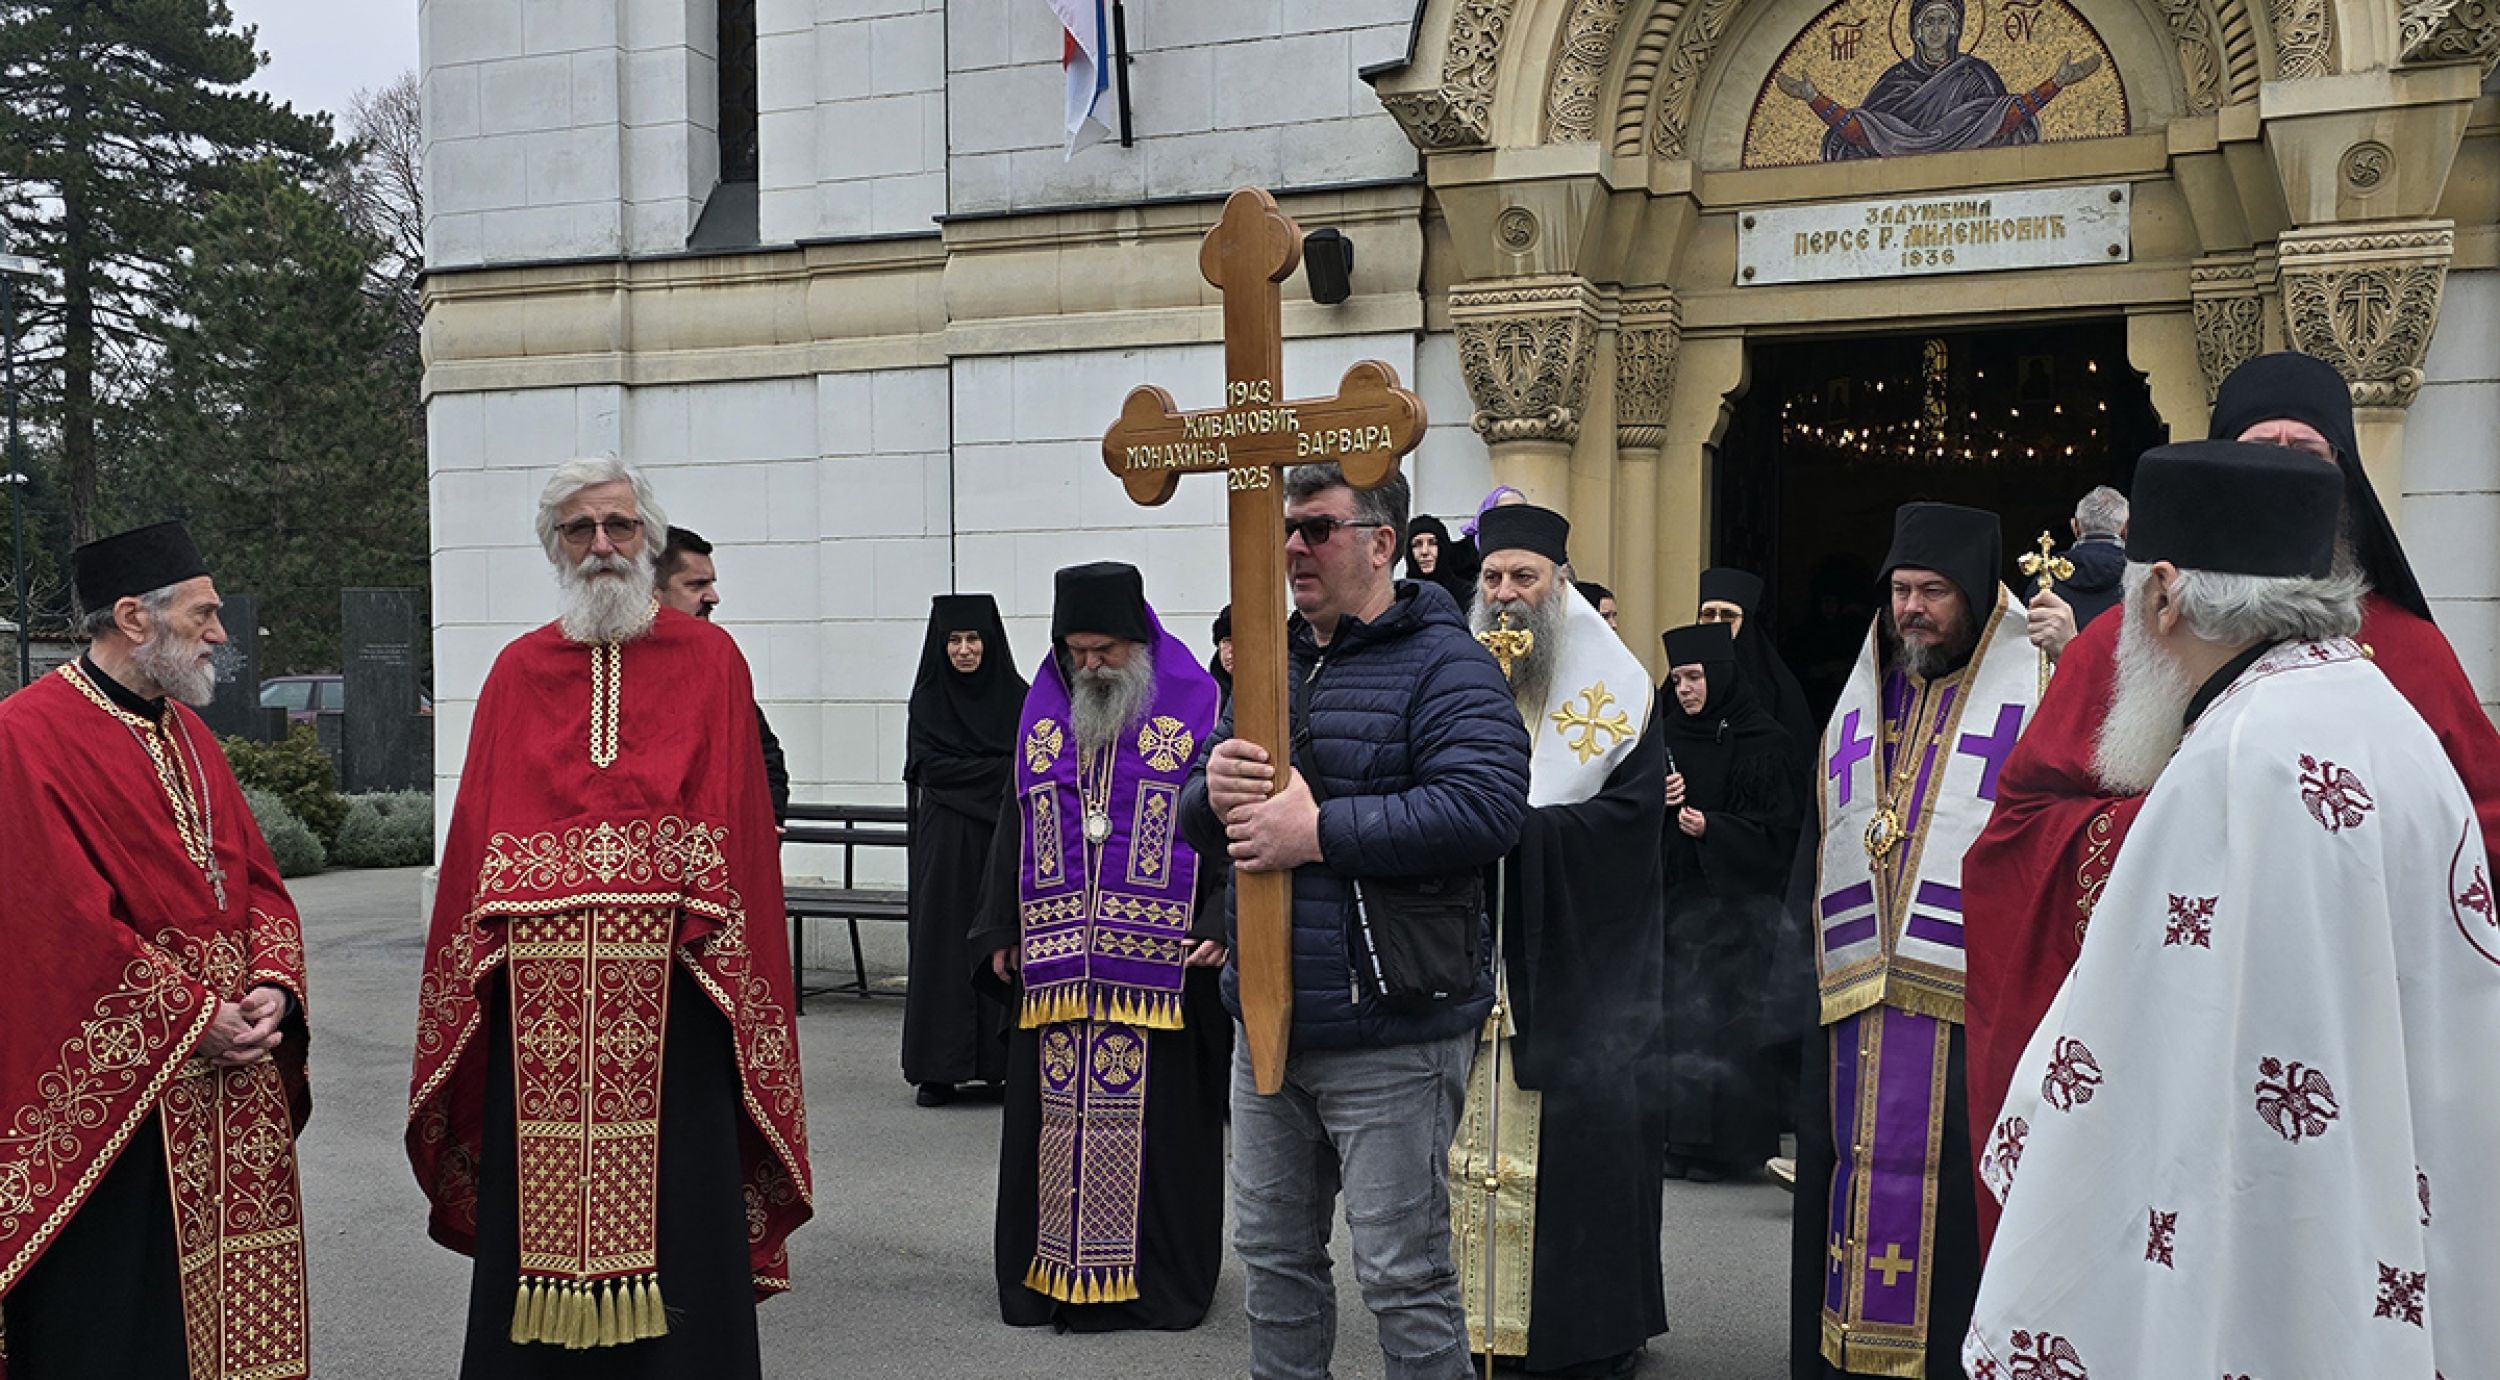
510 1272 669 1349
1024 1257 1140 1305
1092 986 1183 1031
1020 986 1086 1029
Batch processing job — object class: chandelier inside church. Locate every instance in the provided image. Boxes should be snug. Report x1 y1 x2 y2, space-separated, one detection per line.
1778 335 2117 468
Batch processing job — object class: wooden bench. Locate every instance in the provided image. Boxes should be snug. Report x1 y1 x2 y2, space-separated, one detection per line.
782 802 910 1012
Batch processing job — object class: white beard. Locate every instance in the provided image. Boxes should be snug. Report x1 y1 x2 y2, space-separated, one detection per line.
1071 647 1155 756
134 628 218 707
558 550 658 644
2092 597 2198 795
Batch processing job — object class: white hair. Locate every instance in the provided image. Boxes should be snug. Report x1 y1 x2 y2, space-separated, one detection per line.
78 580 183 640
2074 486 2129 539
2136 560 2364 647
535 457 669 565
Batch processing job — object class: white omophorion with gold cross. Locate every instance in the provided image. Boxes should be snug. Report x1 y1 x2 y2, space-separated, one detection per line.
1452 586 1653 1355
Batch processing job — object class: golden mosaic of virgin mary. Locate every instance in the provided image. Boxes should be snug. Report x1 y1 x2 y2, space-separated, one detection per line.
1773 0 2101 160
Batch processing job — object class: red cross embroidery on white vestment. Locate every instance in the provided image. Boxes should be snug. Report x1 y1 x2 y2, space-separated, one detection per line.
2040 1038 2103 1112
2163 894 2216 948
2374 1262 2426 1326
2144 1208 2177 1268
2296 755 2374 833
2254 1057 2339 1143
2006 1329 2089 1379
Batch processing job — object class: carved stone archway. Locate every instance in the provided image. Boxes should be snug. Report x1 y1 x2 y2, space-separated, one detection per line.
1373 0 2488 663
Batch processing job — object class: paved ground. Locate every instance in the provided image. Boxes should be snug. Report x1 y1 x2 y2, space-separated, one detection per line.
295 867 1792 1378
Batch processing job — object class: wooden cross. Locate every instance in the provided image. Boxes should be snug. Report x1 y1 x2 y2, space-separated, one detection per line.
1100 187 1427 1096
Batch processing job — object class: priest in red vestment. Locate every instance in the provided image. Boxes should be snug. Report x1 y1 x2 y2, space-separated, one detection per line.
0 521 312 1380
406 458 810 1378
1964 351 2500 1256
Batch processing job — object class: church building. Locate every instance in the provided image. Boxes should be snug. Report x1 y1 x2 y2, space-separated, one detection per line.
421 0 2500 855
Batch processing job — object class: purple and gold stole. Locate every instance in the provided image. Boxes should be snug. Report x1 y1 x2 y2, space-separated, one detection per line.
1012 633 1217 1304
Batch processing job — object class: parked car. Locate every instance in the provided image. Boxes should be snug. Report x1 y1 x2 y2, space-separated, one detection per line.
259 675 433 725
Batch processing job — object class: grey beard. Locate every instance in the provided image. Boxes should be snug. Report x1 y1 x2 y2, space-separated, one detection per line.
1470 591 1565 712
1887 614 1978 682
558 550 658 644
2092 596 2197 794
134 630 217 706
1071 647 1155 756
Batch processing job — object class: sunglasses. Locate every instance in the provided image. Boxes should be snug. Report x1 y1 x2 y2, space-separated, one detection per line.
1282 516 1387 546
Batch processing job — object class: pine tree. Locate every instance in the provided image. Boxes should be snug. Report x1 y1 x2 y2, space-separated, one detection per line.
0 0 338 546
131 161 425 673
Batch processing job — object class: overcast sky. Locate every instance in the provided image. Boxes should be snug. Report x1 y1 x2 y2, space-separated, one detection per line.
228 0 419 129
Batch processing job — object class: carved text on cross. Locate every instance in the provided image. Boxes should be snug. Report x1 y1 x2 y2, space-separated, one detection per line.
1829 708 1874 807
1957 703 2025 802
1095 187 1427 1098
1870 1241 1915 1287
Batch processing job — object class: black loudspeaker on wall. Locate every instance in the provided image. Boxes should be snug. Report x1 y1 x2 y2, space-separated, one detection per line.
1303 228 1353 305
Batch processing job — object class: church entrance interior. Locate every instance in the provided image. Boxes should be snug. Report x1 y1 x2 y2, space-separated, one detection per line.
1711 318 2165 716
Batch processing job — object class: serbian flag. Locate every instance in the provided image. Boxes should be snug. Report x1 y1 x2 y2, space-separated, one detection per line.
1051 0 1113 157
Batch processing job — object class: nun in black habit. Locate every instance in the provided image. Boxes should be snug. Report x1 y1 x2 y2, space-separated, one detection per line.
1697 567 1817 786
1657 623 1802 1182
901 593 1025 1104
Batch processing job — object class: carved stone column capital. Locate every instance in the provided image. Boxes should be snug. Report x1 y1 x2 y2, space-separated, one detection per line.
1615 292 1682 452
2398 0 2500 72
1450 277 1606 445
1377 0 1519 151
2189 257 2267 404
2277 221 2454 410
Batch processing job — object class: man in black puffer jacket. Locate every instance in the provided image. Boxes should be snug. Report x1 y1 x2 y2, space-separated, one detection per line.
1182 463 1529 1380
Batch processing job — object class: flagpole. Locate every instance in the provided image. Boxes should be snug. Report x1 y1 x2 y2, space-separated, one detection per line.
1111 1 1135 148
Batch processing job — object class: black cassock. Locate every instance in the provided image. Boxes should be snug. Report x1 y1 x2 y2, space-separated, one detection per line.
1659 673 1801 1175
902 757 1013 1086
968 788 1231 1332
902 594 1024 1089
1501 706 1670 1373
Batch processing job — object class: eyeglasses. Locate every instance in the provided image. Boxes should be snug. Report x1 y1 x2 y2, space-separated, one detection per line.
556 516 644 546
1283 516 1386 547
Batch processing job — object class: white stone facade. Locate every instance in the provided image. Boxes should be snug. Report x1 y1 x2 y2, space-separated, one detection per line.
425 0 2500 901
2403 267 2500 713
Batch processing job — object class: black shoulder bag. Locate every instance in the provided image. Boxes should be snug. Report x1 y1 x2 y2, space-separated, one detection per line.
1290 658 1483 1009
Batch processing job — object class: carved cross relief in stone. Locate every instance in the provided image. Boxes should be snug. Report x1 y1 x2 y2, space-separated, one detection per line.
1099 187 1427 1096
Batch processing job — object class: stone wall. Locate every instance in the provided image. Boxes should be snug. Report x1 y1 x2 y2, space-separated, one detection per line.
758 0 949 242
944 0 1422 216
421 0 720 268
2404 267 2500 720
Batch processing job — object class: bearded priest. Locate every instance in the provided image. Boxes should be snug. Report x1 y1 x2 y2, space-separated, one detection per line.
1792 502 2038 1380
1453 503 1669 1378
1961 351 2500 1261
0 522 313 1379
969 561 1230 1331
1966 439 2500 1378
407 458 810 1378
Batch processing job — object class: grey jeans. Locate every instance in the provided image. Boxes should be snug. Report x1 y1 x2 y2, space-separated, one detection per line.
1230 1026 1477 1380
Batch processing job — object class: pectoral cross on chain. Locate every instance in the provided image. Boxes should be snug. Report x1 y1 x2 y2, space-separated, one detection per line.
2019 530 2075 692
206 861 228 911
1098 187 1428 1096
1476 610 1534 682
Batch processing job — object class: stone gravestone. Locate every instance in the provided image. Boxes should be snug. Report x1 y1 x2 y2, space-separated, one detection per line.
198 592 263 740
341 587 423 793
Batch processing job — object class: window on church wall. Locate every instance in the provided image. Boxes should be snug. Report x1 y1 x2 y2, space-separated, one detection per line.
718 0 759 183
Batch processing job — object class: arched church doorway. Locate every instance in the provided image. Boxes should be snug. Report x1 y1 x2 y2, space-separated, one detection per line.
1712 318 2165 717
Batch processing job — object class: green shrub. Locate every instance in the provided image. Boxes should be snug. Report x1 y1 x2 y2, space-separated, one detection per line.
242 786 327 877
222 727 348 846
333 791 436 869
